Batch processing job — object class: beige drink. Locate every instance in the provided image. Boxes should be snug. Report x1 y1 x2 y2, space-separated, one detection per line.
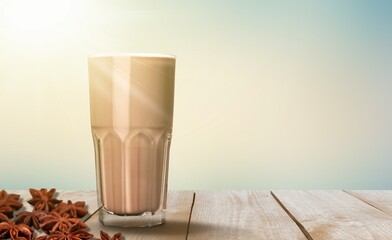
88 53 175 227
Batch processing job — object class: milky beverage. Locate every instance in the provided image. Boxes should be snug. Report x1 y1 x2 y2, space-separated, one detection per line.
88 54 175 221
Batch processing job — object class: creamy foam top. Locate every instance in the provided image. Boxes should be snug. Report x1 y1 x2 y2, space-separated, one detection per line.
89 52 175 59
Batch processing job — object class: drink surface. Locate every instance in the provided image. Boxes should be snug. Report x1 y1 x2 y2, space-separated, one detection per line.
89 55 175 215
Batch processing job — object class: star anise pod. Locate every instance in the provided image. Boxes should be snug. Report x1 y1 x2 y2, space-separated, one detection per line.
36 224 93 240
0 190 23 218
0 205 15 222
36 230 93 240
14 210 47 229
40 212 87 233
0 221 34 240
99 230 123 240
55 200 88 219
0 211 9 222
0 206 14 220
27 188 62 212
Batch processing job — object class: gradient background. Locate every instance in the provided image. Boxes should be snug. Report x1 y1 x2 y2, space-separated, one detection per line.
0 0 391 190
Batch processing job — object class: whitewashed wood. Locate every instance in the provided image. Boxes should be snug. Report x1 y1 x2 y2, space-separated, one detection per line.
7 190 392 239
86 190 194 240
345 191 392 218
4 190 31 201
187 191 307 240
56 190 98 221
272 190 392 240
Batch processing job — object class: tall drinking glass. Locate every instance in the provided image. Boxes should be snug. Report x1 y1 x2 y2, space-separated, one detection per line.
88 53 175 227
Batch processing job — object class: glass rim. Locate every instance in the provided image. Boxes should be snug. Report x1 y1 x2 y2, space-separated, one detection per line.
88 52 175 59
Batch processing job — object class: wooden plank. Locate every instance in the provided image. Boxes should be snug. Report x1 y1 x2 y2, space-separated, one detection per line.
4 190 31 201
86 190 194 240
272 190 392 240
187 191 307 240
345 190 392 217
56 190 98 221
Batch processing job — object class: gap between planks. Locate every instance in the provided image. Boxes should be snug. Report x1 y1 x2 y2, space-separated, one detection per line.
85 191 195 240
272 190 392 240
187 191 308 240
83 191 306 239
13 190 392 240
342 190 392 217
270 191 313 240
270 190 392 240
271 190 392 240
185 192 196 240
82 190 392 240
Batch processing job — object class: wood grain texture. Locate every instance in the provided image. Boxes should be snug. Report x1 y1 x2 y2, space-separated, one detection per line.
56 190 98 221
7 190 392 239
345 191 392 217
272 190 392 240
187 191 307 240
85 190 194 240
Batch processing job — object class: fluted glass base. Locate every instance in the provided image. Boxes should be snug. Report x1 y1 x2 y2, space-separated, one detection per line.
92 128 171 227
99 207 165 227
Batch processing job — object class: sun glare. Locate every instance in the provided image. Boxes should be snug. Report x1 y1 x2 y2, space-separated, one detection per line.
3 0 72 41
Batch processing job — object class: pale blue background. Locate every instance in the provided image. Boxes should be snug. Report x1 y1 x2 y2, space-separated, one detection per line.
0 0 391 189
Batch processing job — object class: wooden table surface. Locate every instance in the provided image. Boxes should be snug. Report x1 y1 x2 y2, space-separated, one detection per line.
9 190 392 239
